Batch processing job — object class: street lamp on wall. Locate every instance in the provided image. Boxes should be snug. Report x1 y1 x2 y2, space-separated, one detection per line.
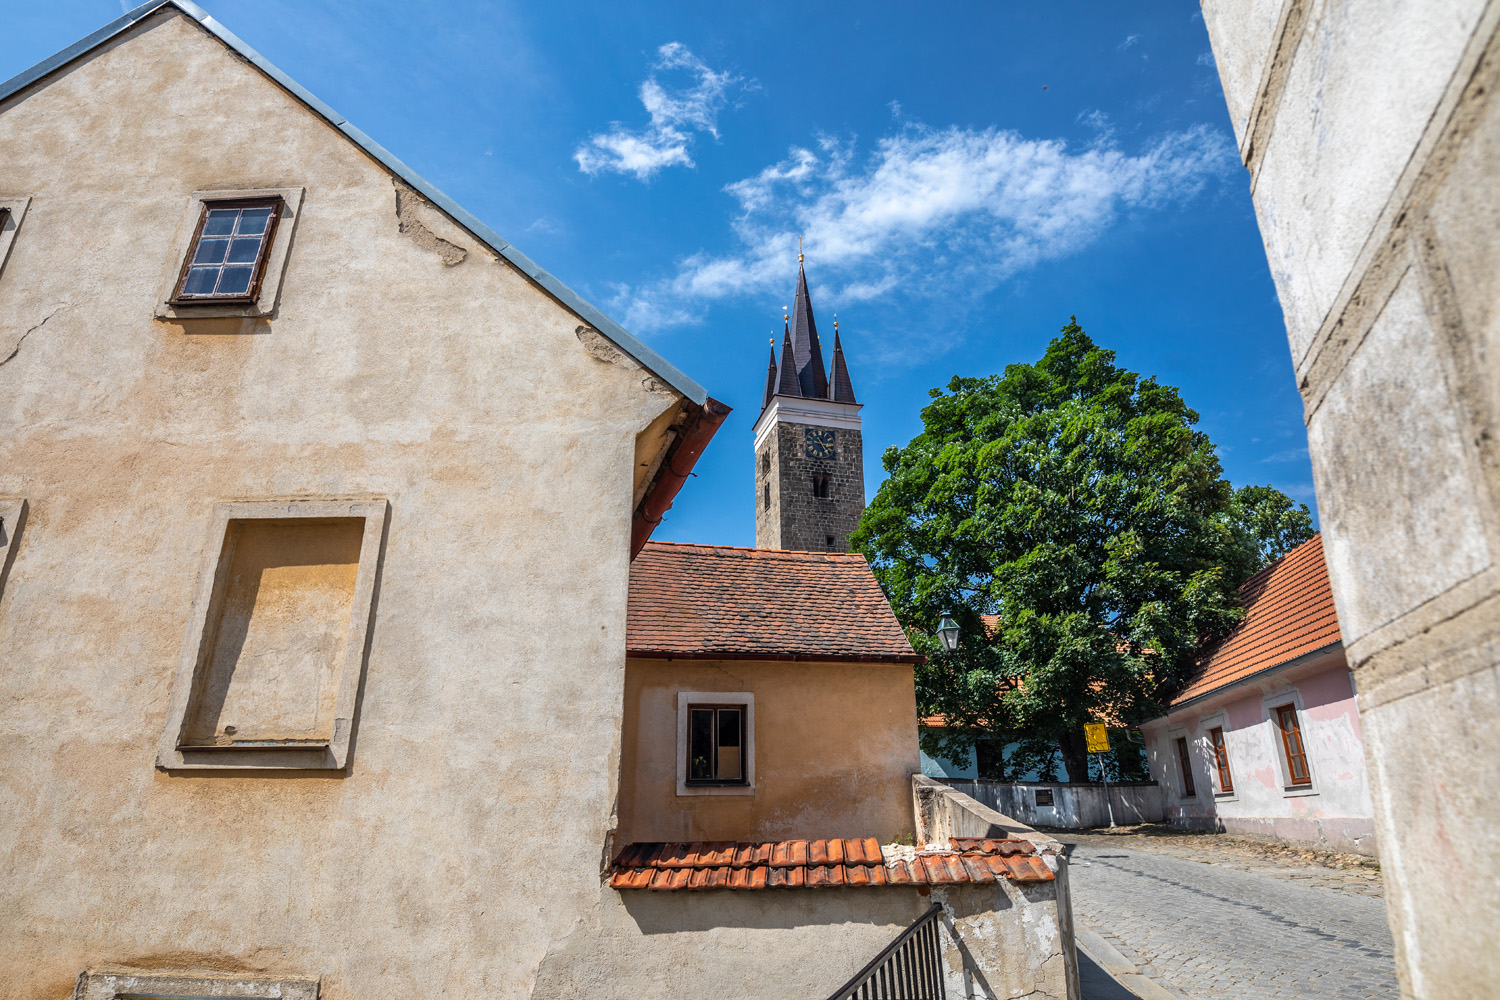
937 611 960 653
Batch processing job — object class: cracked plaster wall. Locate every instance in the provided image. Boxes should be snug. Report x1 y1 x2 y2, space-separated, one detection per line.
0 9 683 999
1202 0 1500 994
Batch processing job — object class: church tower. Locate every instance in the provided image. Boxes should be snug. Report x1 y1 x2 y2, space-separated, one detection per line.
754 256 864 551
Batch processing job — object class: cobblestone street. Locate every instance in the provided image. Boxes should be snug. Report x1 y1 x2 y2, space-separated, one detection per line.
1061 831 1398 1000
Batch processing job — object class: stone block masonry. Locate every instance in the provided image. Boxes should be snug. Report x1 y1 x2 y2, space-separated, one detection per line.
756 422 865 552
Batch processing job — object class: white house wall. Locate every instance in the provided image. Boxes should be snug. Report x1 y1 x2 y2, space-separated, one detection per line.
1143 650 1375 855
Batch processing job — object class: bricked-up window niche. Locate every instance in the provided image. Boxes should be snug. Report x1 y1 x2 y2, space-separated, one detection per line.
812 473 831 499
1175 736 1196 797
1209 726 1234 794
1275 704 1312 786
158 499 388 771
677 691 754 796
173 199 280 301
764 481 770 509
73 971 318 1000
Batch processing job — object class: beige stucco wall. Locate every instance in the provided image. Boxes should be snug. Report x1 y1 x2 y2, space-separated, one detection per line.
1201 1 1500 995
0 10 688 999
618 658 921 844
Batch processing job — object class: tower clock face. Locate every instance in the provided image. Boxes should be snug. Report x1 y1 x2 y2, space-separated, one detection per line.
804 427 836 458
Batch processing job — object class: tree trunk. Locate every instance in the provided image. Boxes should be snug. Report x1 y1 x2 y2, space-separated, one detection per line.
1058 730 1090 784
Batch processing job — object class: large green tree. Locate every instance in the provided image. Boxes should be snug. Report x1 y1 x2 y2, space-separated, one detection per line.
851 322 1314 782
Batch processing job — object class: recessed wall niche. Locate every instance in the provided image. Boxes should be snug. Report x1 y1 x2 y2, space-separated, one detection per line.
158 499 388 771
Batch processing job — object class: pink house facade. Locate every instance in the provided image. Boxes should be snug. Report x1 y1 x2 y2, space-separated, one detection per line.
1140 536 1376 855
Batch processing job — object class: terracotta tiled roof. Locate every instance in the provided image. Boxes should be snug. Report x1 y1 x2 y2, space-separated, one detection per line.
1171 534 1342 706
609 837 1053 890
627 541 921 663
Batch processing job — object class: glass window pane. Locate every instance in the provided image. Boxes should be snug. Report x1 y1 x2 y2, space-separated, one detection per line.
217 266 253 295
227 237 262 264
202 210 237 236
688 709 713 781
716 745 742 782
193 238 229 265
237 208 272 235
717 708 741 748
182 267 219 296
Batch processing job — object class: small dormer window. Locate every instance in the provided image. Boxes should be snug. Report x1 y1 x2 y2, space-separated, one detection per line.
173 199 281 302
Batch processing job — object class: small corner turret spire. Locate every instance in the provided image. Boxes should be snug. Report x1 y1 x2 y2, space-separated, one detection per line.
762 338 779 409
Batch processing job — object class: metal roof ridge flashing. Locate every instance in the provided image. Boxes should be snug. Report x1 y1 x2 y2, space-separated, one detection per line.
0 0 706 406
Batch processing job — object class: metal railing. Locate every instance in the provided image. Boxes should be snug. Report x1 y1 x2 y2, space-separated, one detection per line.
824 903 947 1000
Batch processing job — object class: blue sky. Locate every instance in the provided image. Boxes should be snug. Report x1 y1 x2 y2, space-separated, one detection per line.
7 1 1317 546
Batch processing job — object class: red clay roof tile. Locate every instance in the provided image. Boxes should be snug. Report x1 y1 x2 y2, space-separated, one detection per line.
610 838 1055 891
627 541 921 663
1172 535 1342 706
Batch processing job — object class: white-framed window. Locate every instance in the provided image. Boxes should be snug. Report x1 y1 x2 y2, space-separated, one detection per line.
72 971 317 1000
0 497 27 603
155 186 304 319
1205 713 1237 800
1167 728 1197 799
157 498 389 772
676 691 754 796
1263 691 1318 796
0 195 30 281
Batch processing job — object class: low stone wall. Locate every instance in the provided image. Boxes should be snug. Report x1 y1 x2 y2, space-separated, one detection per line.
945 778 1165 829
912 775 1081 1000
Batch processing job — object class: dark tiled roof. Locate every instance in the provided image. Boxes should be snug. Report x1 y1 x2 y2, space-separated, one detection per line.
1172 534 1342 706
775 326 801 397
609 837 1054 890
627 542 921 663
762 345 779 409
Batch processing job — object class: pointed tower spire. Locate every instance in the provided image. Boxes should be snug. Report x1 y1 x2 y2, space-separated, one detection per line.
789 262 830 399
762 340 779 409
828 317 857 403
774 316 801 397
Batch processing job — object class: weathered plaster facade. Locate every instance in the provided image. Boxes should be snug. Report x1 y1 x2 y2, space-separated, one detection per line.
0 9 691 998
618 658 920 844
1201 0 1500 993
1142 648 1375 854
0 8 1083 999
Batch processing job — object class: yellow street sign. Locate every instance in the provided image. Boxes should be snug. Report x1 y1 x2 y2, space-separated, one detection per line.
1084 723 1111 754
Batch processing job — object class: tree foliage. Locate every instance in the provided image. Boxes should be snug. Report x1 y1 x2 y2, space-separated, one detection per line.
851 322 1314 781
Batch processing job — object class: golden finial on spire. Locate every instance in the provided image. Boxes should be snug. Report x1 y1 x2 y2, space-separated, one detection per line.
798 235 804 264
783 305 789 322
833 311 839 331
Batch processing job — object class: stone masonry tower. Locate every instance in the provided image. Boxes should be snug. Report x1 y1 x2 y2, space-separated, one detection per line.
754 257 864 551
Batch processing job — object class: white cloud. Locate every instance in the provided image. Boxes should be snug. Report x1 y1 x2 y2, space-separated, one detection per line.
1261 447 1310 463
1196 51 1217 68
575 43 740 181
1120 34 1142 49
614 121 1235 346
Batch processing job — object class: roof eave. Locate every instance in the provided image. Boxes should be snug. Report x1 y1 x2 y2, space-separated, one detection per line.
0 0 707 406
626 649 924 665
1159 640 1345 716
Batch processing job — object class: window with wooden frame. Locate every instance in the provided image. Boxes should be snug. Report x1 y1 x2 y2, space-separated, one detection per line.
172 198 281 302
1274 704 1312 786
687 704 747 785
1208 726 1234 794
1174 736 1196 797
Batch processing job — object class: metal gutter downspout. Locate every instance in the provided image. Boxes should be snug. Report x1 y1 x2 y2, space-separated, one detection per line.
630 397 731 559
